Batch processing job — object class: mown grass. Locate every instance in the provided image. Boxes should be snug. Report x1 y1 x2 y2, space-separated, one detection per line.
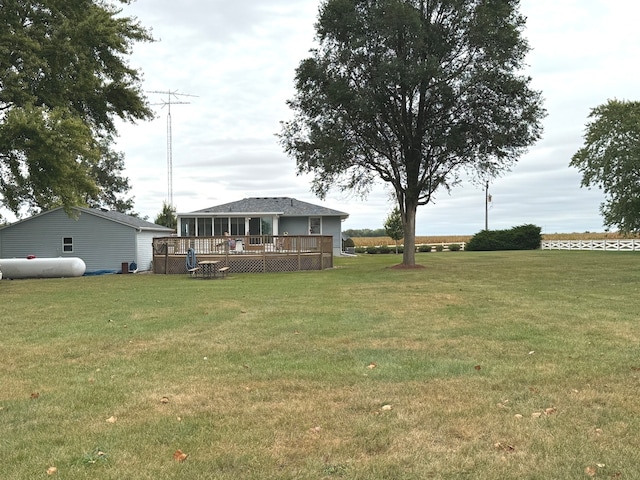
2 251 640 479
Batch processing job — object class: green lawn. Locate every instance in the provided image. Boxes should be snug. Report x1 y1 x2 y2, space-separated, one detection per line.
1 251 640 479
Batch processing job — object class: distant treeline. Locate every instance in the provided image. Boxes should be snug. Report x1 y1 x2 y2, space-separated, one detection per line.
343 228 386 237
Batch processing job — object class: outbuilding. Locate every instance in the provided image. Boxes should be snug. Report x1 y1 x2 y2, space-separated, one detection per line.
0 207 174 274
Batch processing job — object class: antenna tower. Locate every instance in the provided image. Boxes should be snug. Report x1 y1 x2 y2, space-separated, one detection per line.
148 89 198 207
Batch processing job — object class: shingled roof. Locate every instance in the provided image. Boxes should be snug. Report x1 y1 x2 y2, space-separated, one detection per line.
192 197 349 218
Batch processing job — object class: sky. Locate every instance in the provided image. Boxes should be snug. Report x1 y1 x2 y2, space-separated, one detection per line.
50 1 640 234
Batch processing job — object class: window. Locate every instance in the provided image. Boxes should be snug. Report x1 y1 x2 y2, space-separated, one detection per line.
181 218 196 236
309 217 321 234
261 217 273 235
230 217 245 236
62 237 73 253
214 218 229 236
197 218 212 236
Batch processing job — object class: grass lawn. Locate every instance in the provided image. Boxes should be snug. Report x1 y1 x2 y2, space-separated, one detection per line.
1 251 640 479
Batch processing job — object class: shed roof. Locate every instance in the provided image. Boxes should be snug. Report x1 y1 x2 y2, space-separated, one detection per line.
0 207 174 233
189 197 349 218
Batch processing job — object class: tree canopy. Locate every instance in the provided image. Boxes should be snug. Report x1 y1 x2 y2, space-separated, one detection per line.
154 201 177 230
0 0 153 218
280 0 545 265
570 99 640 234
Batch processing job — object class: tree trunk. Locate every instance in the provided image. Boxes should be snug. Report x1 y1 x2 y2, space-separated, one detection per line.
402 201 417 265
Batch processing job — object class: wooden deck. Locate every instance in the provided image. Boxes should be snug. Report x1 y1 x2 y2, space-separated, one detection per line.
152 235 334 274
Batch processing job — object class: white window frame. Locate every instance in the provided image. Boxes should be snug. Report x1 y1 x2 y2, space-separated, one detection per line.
62 237 73 253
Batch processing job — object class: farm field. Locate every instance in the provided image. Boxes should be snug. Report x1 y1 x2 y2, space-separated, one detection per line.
2 251 640 479
352 231 640 247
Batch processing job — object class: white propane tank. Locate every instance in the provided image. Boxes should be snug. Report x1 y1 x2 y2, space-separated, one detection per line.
0 257 86 279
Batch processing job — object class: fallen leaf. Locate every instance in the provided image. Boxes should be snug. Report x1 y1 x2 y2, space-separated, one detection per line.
46 466 58 475
160 396 169 404
595 428 603 435
105 416 117 423
528 351 535 355
494 442 515 452
585 465 597 477
381 404 393 411
367 362 377 369
309 426 322 433
545 407 556 415
474 365 481 370
173 449 188 462
514 414 523 419
31 392 40 400
531 412 543 418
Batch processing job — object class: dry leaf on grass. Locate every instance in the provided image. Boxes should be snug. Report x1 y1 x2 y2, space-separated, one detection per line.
173 449 188 462
585 465 597 476
474 365 481 370
367 362 377 369
31 392 40 399
494 442 515 452
309 426 322 433
160 396 169 404
545 407 557 415
531 412 543 418
46 466 57 475
381 404 393 411
105 416 117 423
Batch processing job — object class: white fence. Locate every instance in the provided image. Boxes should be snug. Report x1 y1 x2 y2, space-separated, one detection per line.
541 239 640 252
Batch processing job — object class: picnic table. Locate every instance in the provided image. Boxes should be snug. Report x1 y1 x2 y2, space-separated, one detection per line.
198 260 220 279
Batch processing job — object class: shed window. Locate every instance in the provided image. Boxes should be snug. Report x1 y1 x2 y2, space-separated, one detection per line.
62 237 73 253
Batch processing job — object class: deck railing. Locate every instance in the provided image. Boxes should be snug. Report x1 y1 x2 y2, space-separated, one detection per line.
152 235 334 274
154 235 332 255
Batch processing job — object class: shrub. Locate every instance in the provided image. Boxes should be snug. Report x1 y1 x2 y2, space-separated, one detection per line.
366 246 378 254
378 245 391 254
418 244 432 252
449 243 462 251
355 247 366 254
466 224 542 251
343 237 355 248
435 245 444 252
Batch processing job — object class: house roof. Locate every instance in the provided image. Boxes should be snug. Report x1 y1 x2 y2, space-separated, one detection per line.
189 197 349 218
0 207 174 232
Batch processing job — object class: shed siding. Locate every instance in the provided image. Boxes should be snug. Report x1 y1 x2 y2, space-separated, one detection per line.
136 232 159 272
0 209 135 272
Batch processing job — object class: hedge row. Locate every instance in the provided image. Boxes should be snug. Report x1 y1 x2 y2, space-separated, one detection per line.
465 224 541 251
355 244 463 254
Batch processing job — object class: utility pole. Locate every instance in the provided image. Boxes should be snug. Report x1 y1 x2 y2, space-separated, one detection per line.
148 90 198 207
484 179 491 230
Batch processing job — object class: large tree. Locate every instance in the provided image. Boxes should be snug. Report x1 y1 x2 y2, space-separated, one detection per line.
280 0 545 265
570 99 640 234
0 0 153 217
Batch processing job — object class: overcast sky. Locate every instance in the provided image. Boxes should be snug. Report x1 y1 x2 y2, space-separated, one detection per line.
106 0 639 235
